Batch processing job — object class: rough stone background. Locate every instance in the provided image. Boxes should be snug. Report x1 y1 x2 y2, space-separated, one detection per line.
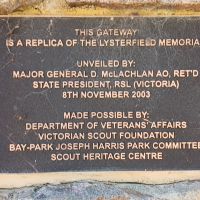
0 0 42 14
1 0 200 14
0 181 200 200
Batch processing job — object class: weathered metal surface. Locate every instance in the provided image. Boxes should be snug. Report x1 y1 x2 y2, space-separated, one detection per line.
0 17 200 172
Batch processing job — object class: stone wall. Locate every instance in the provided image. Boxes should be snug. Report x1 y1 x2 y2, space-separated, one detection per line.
1 0 200 15
0 0 43 14
67 0 200 3
0 181 200 200
67 0 159 3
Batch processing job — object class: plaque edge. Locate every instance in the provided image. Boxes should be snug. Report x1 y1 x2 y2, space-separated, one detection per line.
0 171 200 188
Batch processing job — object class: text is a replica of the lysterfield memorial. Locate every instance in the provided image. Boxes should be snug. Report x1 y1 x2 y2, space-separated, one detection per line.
0 17 199 172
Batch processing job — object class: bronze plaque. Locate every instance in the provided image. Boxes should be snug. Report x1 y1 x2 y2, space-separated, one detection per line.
0 17 199 172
